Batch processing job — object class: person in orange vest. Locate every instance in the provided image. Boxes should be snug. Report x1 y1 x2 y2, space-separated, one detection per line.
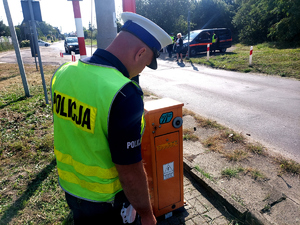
51 12 172 225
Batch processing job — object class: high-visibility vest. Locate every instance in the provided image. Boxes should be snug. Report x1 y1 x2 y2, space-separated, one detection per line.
212 34 217 43
51 60 144 202
170 35 175 43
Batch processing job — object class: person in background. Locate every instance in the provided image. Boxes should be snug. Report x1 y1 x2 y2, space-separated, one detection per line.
167 33 175 58
211 31 218 54
51 12 172 225
175 33 183 62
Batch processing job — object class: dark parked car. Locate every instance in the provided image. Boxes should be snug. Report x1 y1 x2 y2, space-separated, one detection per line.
64 37 79 54
182 28 232 56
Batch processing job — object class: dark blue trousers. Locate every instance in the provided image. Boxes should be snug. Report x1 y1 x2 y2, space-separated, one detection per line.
65 192 140 225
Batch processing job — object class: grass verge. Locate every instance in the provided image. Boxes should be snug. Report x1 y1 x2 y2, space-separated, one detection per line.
188 43 300 80
0 64 72 224
194 166 215 182
221 167 244 179
183 108 300 175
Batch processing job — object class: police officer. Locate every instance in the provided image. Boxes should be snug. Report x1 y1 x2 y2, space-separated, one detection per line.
212 31 218 54
51 12 172 225
167 33 175 58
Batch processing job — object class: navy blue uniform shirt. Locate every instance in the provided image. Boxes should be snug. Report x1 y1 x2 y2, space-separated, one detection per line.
82 49 143 165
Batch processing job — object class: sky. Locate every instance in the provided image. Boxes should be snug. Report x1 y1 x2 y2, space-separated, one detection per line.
0 0 123 34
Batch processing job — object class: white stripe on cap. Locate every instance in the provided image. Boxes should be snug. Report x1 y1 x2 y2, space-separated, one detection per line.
121 12 172 49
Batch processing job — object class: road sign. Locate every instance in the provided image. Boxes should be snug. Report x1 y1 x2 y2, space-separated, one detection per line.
21 1 42 22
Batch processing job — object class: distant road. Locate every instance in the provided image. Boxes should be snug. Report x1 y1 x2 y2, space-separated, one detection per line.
140 58 300 163
0 41 94 65
1 45 299 163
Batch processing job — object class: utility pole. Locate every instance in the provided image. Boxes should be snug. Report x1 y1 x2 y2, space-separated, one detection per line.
122 0 136 12
91 0 93 55
28 0 49 104
187 10 191 60
3 0 30 97
71 0 87 59
94 0 117 49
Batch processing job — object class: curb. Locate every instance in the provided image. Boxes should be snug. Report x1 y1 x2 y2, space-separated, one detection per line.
183 158 273 225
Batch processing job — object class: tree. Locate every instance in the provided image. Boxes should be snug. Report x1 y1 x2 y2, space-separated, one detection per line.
268 0 300 43
0 20 10 36
132 0 299 45
136 0 236 37
36 21 61 41
136 0 193 35
191 0 235 30
233 0 300 44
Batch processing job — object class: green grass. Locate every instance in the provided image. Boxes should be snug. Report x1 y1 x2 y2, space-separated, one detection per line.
245 167 266 180
221 167 244 178
84 38 97 46
194 166 215 182
0 65 72 224
188 43 300 80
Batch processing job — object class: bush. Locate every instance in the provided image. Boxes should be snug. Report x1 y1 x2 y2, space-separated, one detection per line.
0 41 13 51
20 40 30 48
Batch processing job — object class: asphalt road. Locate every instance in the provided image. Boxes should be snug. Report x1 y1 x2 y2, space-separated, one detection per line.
140 57 300 163
1 43 299 163
0 41 94 65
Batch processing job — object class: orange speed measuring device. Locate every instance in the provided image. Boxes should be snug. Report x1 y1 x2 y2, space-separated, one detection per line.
141 98 184 218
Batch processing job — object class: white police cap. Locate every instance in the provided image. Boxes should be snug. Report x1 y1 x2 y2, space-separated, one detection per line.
121 12 172 70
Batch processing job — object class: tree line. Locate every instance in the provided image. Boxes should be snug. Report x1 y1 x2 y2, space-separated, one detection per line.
0 19 95 46
1 0 299 46
135 0 300 45
0 20 63 44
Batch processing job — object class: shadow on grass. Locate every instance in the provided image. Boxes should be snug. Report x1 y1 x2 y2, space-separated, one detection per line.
260 42 300 50
0 96 28 109
0 74 19 82
194 51 237 58
0 159 57 224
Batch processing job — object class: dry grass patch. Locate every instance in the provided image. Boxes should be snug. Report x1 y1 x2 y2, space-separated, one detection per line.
225 149 249 162
183 129 199 142
276 158 300 175
183 108 224 130
182 108 196 117
201 134 224 153
221 130 245 143
246 143 265 155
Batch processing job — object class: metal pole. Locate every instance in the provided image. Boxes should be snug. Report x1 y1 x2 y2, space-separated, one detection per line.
29 23 38 70
28 0 49 104
187 10 190 59
95 0 117 49
122 0 136 12
91 0 92 55
3 0 30 97
72 0 87 59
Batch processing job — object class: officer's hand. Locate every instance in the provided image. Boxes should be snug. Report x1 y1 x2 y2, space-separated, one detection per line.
141 214 157 225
